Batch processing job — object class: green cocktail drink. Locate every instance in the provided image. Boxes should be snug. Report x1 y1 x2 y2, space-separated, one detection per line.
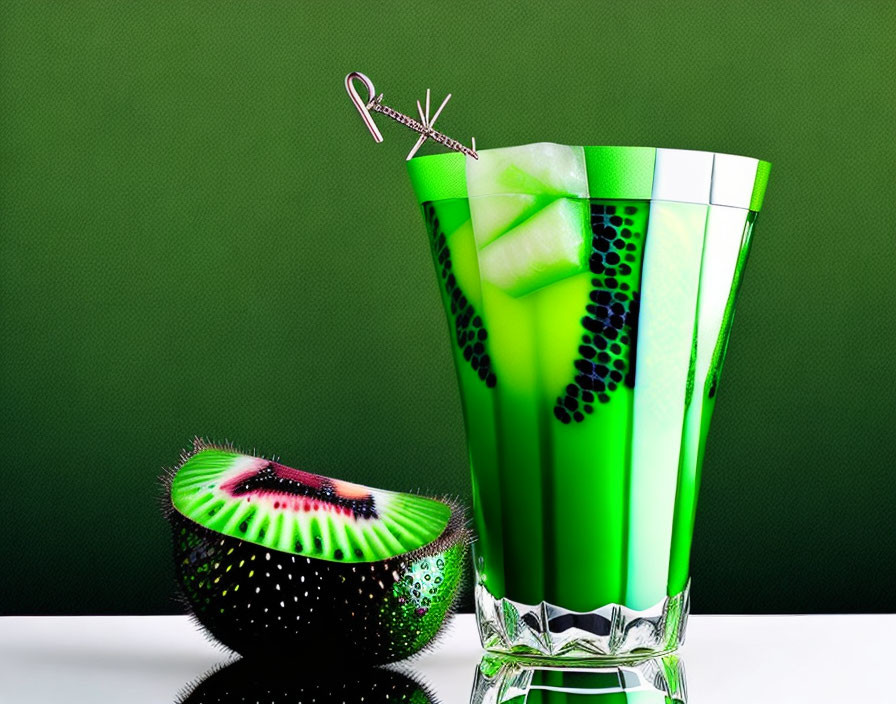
407 144 770 658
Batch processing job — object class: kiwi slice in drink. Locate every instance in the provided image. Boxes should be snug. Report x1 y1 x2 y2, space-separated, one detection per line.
163 439 468 664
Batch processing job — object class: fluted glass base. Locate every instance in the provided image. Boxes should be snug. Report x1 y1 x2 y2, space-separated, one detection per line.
475 582 690 660
472 652 687 703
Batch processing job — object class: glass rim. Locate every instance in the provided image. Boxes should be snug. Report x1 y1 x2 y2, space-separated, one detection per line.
407 143 771 212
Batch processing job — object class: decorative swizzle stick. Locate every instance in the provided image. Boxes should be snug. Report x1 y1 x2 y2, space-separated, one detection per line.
344 71 479 160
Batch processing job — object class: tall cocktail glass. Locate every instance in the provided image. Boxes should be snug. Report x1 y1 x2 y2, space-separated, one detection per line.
407 144 770 659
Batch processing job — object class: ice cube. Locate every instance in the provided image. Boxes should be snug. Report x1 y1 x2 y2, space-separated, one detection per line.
469 193 541 248
466 143 589 198
478 198 589 297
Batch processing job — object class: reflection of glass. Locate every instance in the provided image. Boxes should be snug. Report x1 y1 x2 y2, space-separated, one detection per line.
408 145 770 658
471 653 687 703
177 658 438 703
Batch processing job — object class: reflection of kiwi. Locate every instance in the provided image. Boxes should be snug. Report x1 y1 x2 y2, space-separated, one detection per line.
554 202 647 423
423 202 496 388
162 439 469 664
178 658 438 704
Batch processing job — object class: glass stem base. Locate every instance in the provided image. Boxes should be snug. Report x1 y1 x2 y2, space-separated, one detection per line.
475 581 690 660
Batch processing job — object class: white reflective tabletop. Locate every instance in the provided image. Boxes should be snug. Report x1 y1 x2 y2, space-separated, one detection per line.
1 613 892 702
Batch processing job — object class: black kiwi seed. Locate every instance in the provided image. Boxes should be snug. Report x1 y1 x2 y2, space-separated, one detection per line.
553 202 644 423
424 202 497 390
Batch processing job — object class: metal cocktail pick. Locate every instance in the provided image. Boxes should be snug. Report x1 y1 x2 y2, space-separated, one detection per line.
344 72 479 160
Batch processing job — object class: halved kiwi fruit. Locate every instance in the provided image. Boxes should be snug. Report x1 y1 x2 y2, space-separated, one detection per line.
163 439 468 664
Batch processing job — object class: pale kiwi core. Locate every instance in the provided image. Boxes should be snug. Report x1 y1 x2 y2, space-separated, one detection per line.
170 449 452 563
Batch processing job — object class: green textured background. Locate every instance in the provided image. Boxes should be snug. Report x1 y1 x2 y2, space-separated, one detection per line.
1 1 894 615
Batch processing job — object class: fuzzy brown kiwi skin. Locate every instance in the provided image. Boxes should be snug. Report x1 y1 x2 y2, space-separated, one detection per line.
162 438 471 665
